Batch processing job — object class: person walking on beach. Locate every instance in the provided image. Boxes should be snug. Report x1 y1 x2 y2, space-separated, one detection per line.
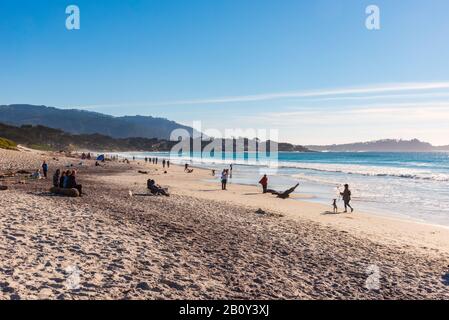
340 184 354 213
162 159 166 168
42 161 48 178
259 174 268 193
167 160 170 168
221 169 229 190
185 163 189 172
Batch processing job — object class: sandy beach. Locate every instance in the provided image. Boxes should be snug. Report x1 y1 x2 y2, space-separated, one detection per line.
1 147 449 300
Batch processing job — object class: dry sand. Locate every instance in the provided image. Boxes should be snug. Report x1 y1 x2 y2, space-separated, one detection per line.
1 147 449 299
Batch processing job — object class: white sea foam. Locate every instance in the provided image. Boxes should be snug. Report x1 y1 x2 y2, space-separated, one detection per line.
125 152 449 182
279 162 449 182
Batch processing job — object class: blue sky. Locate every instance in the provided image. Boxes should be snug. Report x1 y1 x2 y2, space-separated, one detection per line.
1 0 449 144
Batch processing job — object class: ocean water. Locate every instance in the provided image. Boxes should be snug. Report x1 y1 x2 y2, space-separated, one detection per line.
119 151 449 227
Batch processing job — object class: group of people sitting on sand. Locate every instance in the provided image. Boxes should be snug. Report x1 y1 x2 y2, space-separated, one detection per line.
53 168 83 196
80 152 92 160
28 160 83 197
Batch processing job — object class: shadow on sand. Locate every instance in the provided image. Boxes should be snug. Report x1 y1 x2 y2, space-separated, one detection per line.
321 211 341 215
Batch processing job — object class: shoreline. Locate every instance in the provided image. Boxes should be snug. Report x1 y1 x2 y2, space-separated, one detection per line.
212 176 449 231
76 150 449 255
116 151 449 228
118 160 449 256
1 147 449 299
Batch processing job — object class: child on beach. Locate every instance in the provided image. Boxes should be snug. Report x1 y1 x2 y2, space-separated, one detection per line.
332 199 338 213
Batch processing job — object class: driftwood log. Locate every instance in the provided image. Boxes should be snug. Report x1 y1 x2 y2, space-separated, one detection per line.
50 187 80 197
266 183 299 199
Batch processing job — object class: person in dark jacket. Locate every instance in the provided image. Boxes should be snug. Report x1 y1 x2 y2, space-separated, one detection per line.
66 170 82 196
259 174 268 193
42 161 48 178
147 179 169 196
340 184 354 213
59 171 66 188
53 169 61 188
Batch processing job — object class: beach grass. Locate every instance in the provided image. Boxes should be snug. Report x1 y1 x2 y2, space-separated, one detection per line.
0 137 17 150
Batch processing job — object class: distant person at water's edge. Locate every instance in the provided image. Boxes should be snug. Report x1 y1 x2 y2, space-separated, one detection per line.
259 174 268 193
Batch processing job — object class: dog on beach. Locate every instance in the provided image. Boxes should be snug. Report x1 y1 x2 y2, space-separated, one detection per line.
332 199 338 213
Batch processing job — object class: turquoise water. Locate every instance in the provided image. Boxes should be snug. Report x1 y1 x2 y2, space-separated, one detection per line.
120 151 449 226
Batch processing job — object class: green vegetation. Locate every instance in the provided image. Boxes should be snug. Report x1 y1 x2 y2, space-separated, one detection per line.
0 122 313 153
0 137 17 150
0 122 178 152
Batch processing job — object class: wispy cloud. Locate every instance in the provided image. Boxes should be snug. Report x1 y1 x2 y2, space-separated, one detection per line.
244 101 449 126
78 81 449 109
158 82 449 106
